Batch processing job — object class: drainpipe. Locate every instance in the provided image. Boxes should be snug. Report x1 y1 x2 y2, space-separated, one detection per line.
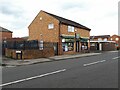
58 21 61 55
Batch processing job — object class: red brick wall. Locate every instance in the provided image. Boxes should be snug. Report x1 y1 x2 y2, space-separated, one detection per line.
0 32 12 40
60 24 90 37
28 11 59 42
111 35 120 49
102 43 115 51
5 48 54 59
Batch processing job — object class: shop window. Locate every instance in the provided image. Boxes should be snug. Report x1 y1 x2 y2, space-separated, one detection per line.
90 43 95 46
81 43 88 50
62 42 74 51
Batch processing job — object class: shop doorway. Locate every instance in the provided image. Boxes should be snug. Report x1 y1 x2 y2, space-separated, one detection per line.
97 43 99 50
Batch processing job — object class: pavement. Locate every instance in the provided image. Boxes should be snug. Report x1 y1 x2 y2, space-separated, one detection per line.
1 52 102 67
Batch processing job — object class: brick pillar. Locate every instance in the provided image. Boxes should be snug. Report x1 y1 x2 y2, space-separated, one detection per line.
88 40 90 52
74 42 76 52
79 42 81 52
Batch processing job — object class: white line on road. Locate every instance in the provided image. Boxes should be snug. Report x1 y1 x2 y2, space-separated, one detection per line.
0 69 66 87
109 51 118 53
83 60 106 67
112 56 120 60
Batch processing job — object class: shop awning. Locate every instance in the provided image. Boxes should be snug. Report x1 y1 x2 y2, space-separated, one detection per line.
80 37 89 42
61 34 89 42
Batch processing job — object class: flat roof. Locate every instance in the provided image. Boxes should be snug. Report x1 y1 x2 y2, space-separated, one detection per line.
90 40 115 43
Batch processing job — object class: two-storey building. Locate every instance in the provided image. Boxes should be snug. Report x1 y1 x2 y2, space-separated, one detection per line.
28 10 91 55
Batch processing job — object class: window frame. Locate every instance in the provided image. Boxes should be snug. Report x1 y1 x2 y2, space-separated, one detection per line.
62 42 74 52
48 23 54 29
68 26 74 32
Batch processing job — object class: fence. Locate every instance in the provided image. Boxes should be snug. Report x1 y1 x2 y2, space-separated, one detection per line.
4 40 58 59
3 40 57 50
4 40 38 50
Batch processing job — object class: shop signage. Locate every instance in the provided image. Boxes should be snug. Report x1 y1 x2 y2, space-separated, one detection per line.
16 51 22 53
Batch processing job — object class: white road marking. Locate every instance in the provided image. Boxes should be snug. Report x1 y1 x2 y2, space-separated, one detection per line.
109 51 118 53
83 60 106 67
0 69 66 87
112 56 120 60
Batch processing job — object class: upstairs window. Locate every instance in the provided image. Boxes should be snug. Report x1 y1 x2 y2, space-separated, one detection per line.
98 38 102 41
104 38 107 41
48 23 54 29
68 26 74 32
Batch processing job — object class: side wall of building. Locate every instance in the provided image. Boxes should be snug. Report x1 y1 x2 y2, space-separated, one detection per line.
0 32 12 40
111 35 120 49
28 11 60 42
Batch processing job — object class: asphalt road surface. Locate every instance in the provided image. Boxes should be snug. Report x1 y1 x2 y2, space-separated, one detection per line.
1 51 119 88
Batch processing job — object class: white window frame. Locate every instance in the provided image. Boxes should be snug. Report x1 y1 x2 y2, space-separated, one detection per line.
98 38 102 41
48 23 54 29
68 26 74 32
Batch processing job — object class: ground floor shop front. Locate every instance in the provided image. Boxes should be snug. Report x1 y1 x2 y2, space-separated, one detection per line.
58 34 90 55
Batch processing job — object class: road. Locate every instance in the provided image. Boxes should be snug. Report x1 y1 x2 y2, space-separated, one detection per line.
1 51 119 88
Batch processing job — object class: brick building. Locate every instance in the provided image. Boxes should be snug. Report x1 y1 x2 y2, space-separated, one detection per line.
28 10 91 55
0 26 13 55
0 26 13 41
90 35 115 51
111 34 120 50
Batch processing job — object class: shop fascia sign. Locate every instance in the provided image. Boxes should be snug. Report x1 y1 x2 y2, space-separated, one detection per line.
62 38 74 42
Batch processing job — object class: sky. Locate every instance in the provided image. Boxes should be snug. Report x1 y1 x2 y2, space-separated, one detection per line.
0 0 119 37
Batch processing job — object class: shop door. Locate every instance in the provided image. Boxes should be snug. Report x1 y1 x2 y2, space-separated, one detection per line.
97 43 99 50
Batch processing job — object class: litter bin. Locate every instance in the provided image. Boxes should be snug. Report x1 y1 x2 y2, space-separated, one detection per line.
16 51 22 59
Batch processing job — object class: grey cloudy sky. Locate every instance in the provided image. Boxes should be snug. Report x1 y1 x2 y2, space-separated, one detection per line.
0 0 119 37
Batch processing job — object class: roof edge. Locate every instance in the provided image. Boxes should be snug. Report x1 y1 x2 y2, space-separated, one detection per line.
0 26 13 33
42 10 91 31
